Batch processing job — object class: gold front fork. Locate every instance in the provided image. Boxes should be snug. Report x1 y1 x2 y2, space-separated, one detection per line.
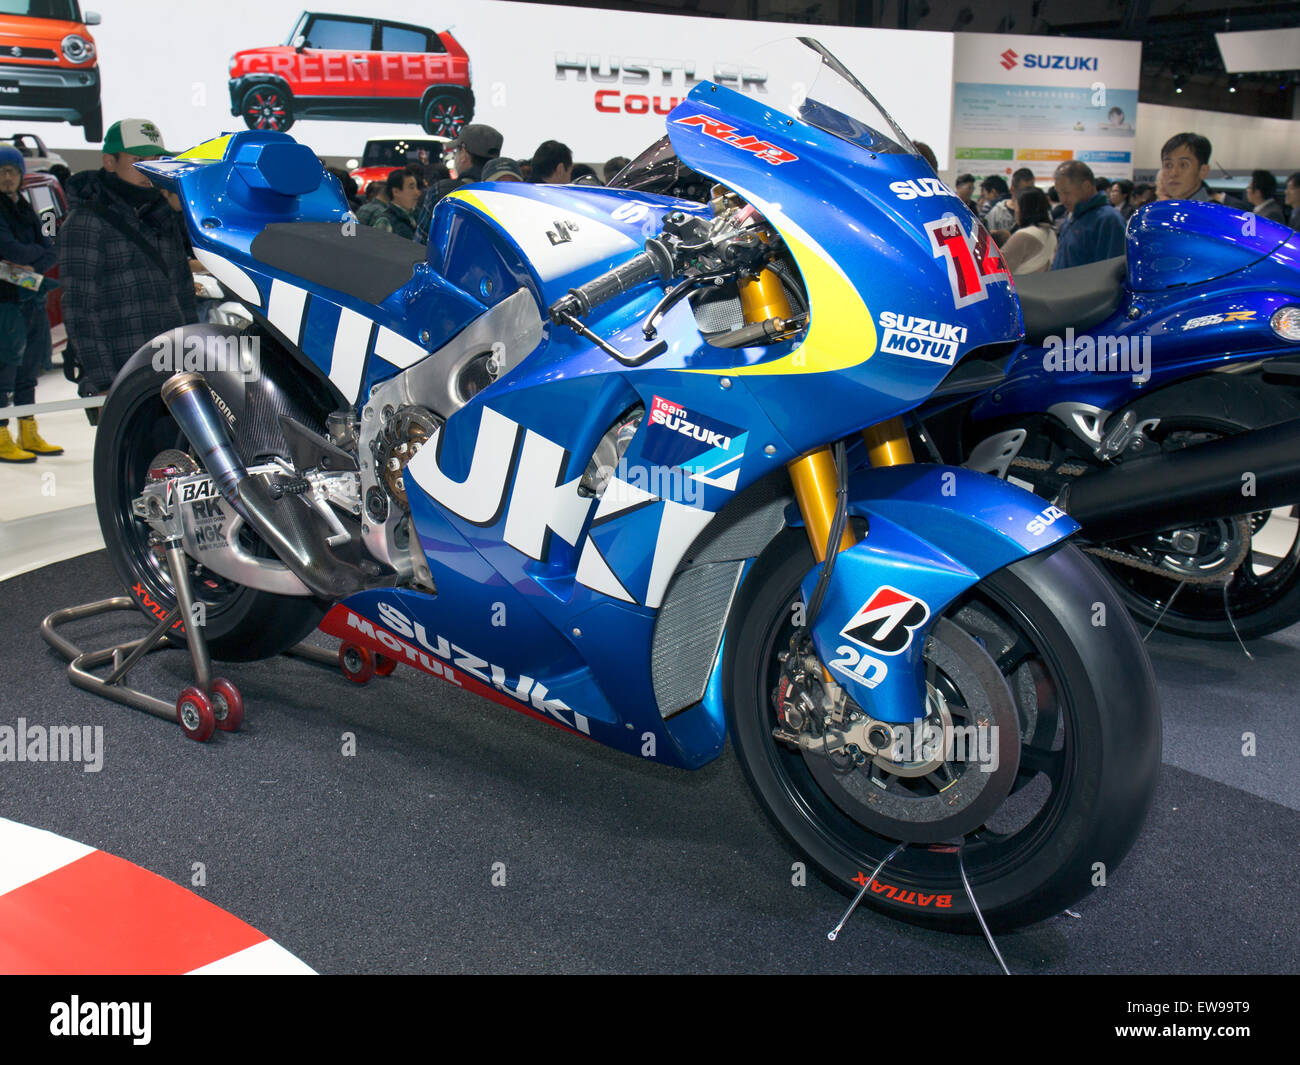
736 267 915 560
786 419 913 560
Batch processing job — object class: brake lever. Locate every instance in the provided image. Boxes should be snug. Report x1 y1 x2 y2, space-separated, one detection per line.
642 271 735 340
553 309 668 367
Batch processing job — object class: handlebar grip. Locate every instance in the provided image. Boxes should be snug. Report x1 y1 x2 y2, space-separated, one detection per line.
549 239 675 321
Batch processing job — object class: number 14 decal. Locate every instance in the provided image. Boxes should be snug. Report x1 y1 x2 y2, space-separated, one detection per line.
926 215 1010 308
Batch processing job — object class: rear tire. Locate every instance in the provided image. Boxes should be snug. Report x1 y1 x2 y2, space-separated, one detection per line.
1102 375 1300 640
93 358 325 662
421 91 470 137
240 84 294 133
725 532 1161 932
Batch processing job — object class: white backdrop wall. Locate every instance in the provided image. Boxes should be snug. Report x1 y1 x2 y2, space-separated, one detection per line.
65 0 952 165
1134 103 1300 173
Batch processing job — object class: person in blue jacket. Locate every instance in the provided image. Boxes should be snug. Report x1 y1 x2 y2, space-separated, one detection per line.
0 144 60 462
1052 159 1127 271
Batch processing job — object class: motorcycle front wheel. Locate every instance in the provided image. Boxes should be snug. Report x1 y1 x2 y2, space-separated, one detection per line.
725 532 1161 932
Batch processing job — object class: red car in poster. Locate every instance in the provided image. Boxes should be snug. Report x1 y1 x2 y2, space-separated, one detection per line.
228 11 474 138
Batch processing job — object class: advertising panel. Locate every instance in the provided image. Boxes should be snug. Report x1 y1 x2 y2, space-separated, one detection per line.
951 32 1143 183
8 1 954 168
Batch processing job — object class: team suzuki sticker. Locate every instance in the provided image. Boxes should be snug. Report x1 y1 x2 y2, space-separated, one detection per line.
644 395 748 491
841 586 930 655
878 311 968 366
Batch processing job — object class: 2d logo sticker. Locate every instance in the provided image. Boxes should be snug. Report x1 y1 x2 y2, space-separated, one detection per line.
841 586 930 655
926 216 1009 308
644 395 748 491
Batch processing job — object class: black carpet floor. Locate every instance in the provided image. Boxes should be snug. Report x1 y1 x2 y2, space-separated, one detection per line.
1 552 1297 974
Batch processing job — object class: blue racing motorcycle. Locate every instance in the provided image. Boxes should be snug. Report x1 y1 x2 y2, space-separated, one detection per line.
930 204 1300 640
92 39 1159 932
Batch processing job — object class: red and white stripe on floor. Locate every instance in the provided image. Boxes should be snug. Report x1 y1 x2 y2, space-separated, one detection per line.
0 817 314 974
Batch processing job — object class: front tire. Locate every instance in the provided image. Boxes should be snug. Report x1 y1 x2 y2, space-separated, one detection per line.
93 358 324 662
81 103 103 143
725 532 1161 932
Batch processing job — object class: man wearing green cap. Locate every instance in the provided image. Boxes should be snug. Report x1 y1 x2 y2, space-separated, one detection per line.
57 118 197 405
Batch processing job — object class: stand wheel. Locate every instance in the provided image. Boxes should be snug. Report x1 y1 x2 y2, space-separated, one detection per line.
210 677 245 732
177 687 216 742
374 653 398 677
339 643 375 684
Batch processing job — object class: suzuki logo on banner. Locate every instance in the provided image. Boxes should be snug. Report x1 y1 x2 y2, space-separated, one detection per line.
1000 49 1018 70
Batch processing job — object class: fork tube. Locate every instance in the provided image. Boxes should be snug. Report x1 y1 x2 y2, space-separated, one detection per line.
738 266 793 324
736 270 851 560
861 417 914 466
789 448 856 561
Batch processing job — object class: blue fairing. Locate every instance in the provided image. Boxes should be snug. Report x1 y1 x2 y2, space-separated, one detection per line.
974 200 1300 421
138 99 1080 769
800 466 1077 723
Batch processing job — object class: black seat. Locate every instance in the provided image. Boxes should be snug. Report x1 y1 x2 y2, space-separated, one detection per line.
1014 254 1127 344
250 222 425 306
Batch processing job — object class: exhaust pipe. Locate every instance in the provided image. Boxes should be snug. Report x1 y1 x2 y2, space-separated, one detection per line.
1058 416 1300 543
160 372 372 600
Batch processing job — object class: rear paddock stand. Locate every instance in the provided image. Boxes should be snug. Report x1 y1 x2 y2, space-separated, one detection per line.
39 538 400 745
40 593 349 742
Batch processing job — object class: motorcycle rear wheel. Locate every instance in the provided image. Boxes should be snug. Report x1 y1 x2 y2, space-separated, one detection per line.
93 359 325 662
1100 419 1300 641
724 532 1161 932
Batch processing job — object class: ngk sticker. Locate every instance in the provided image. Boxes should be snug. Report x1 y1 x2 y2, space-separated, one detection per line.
644 395 748 491
842 586 930 655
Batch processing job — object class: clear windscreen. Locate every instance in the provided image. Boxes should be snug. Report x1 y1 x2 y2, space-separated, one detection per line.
757 37 919 156
609 37 919 198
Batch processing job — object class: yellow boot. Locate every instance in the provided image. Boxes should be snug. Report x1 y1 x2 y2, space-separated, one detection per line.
0 424 35 463
17 416 63 456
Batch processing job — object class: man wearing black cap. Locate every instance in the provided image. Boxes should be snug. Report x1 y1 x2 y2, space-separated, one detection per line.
415 123 503 243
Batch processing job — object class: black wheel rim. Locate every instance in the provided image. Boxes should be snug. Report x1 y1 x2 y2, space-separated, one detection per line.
1104 424 1300 625
426 99 466 137
245 89 288 130
756 575 1076 894
112 390 247 627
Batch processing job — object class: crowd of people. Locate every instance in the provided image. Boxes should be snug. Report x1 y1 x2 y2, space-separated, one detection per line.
331 123 630 247
955 132 1300 275
2 114 1298 465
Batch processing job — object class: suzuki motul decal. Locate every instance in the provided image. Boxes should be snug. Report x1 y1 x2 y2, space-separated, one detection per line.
644 395 747 491
673 114 798 165
841 586 930 655
319 604 592 736
926 216 1010 308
